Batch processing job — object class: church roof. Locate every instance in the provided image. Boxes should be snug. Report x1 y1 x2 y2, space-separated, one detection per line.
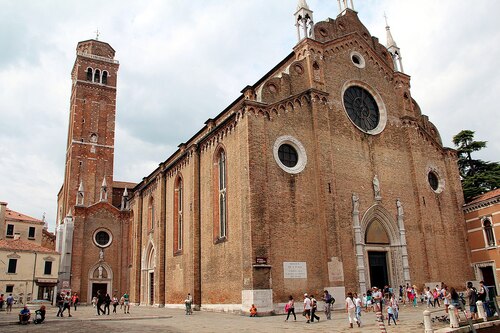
5 208 44 225
0 238 59 254
113 180 137 189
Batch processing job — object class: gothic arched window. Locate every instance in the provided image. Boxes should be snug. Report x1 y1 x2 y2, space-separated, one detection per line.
214 148 227 242
86 68 93 81
94 69 100 83
483 218 496 247
102 71 108 85
148 196 155 231
173 176 183 254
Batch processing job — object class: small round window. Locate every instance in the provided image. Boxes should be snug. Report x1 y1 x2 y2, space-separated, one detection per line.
94 229 112 248
427 170 444 193
350 51 365 69
273 136 307 174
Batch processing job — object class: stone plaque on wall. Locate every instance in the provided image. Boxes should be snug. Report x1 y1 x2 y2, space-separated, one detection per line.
283 262 307 279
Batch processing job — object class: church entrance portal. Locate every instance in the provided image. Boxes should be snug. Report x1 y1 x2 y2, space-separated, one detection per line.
368 251 389 289
92 283 107 298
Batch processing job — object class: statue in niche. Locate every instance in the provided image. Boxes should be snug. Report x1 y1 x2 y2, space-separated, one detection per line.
98 266 103 279
99 249 104 261
396 198 404 217
352 193 359 213
373 175 381 199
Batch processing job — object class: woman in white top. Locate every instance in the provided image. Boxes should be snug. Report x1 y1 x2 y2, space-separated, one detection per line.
345 292 359 328
353 293 362 326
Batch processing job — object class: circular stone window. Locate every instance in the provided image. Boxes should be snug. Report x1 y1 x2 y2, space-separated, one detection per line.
350 51 365 69
93 229 112 248
273 136 307 174
427 170 444 193
342 82 387 135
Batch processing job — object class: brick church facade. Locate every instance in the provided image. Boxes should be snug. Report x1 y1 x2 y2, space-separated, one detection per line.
57 1 473 310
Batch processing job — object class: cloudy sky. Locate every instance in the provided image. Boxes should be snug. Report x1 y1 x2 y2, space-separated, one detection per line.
1 0 499 231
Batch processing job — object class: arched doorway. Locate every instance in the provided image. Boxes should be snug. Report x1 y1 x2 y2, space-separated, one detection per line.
88 263 113 303
141 242 156 305
353 203 411 294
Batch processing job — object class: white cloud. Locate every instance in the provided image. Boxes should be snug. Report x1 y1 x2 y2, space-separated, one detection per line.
0 0 498 231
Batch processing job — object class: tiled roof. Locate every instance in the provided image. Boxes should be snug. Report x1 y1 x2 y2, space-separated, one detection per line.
5 208 44 225
467 188 500 205
112 181 137 189
0 238 59 254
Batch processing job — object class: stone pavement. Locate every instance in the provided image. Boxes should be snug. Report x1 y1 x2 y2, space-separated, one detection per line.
0 303 450 332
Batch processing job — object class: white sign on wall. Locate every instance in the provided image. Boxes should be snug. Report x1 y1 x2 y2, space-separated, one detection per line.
283 262 307 279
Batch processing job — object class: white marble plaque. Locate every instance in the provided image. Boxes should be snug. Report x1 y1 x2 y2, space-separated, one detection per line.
283 262 307 279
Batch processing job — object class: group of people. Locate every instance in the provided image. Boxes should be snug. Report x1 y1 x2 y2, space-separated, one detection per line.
56 292 78 317
92 291 130 315
0 293 15 313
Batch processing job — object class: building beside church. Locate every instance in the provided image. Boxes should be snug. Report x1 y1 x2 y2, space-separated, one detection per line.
56 1 474 312
463 188 500 295
0 202 60 303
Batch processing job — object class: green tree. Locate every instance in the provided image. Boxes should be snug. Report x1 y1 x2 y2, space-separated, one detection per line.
453 130 500 202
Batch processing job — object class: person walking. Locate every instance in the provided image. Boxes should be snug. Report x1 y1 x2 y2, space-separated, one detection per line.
390 293 399 321
72 293 79 311
345 292 359 328
478 281 490 317
6 294 14 313
322 290 333 320
56 293 64 317
387 303 397 325
303 293 311 323
310 295 320 322
104 293 111 315
96 290 105 315
0 293 4 311
285 295 296 321
63 292 72 317
354 292 362 326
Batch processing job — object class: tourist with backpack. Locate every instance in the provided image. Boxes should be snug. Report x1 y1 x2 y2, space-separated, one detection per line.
322 290 334 320
466 281 478 320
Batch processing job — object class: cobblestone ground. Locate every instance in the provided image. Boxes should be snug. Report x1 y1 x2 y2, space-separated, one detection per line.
0 304 448 333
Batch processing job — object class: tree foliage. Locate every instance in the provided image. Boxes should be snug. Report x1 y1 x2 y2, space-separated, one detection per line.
453 130 500 202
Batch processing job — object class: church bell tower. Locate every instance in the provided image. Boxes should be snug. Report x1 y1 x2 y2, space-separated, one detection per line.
57 39 119 224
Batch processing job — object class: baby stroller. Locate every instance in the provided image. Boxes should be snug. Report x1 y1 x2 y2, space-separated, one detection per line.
33 310 44 324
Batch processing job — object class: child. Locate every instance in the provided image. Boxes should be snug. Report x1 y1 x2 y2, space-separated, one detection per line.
387 304 397 325
250 304 257 317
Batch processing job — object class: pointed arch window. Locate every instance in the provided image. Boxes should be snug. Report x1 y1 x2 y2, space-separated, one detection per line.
86 68 93 81
148 196 155 231
214 148 227 242
483 218 496 247
174 176 183 254
102 71 108 85
94 69 100 83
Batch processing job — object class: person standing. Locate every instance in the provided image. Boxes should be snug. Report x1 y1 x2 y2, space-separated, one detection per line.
372 287 382 312
0 293 4 311
387 303 397 325
303 293 311 323
322 290 333 320
390 293 399 321
310 295 320 322
478 281 491 317
353 293 362 326
72 293 79 311
112 295 119 313
6 294 14 313
425 287 434 308
123 292 130 314
466 281 478 320
345 292 359 328
285 295 296 321
104 293 111 315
